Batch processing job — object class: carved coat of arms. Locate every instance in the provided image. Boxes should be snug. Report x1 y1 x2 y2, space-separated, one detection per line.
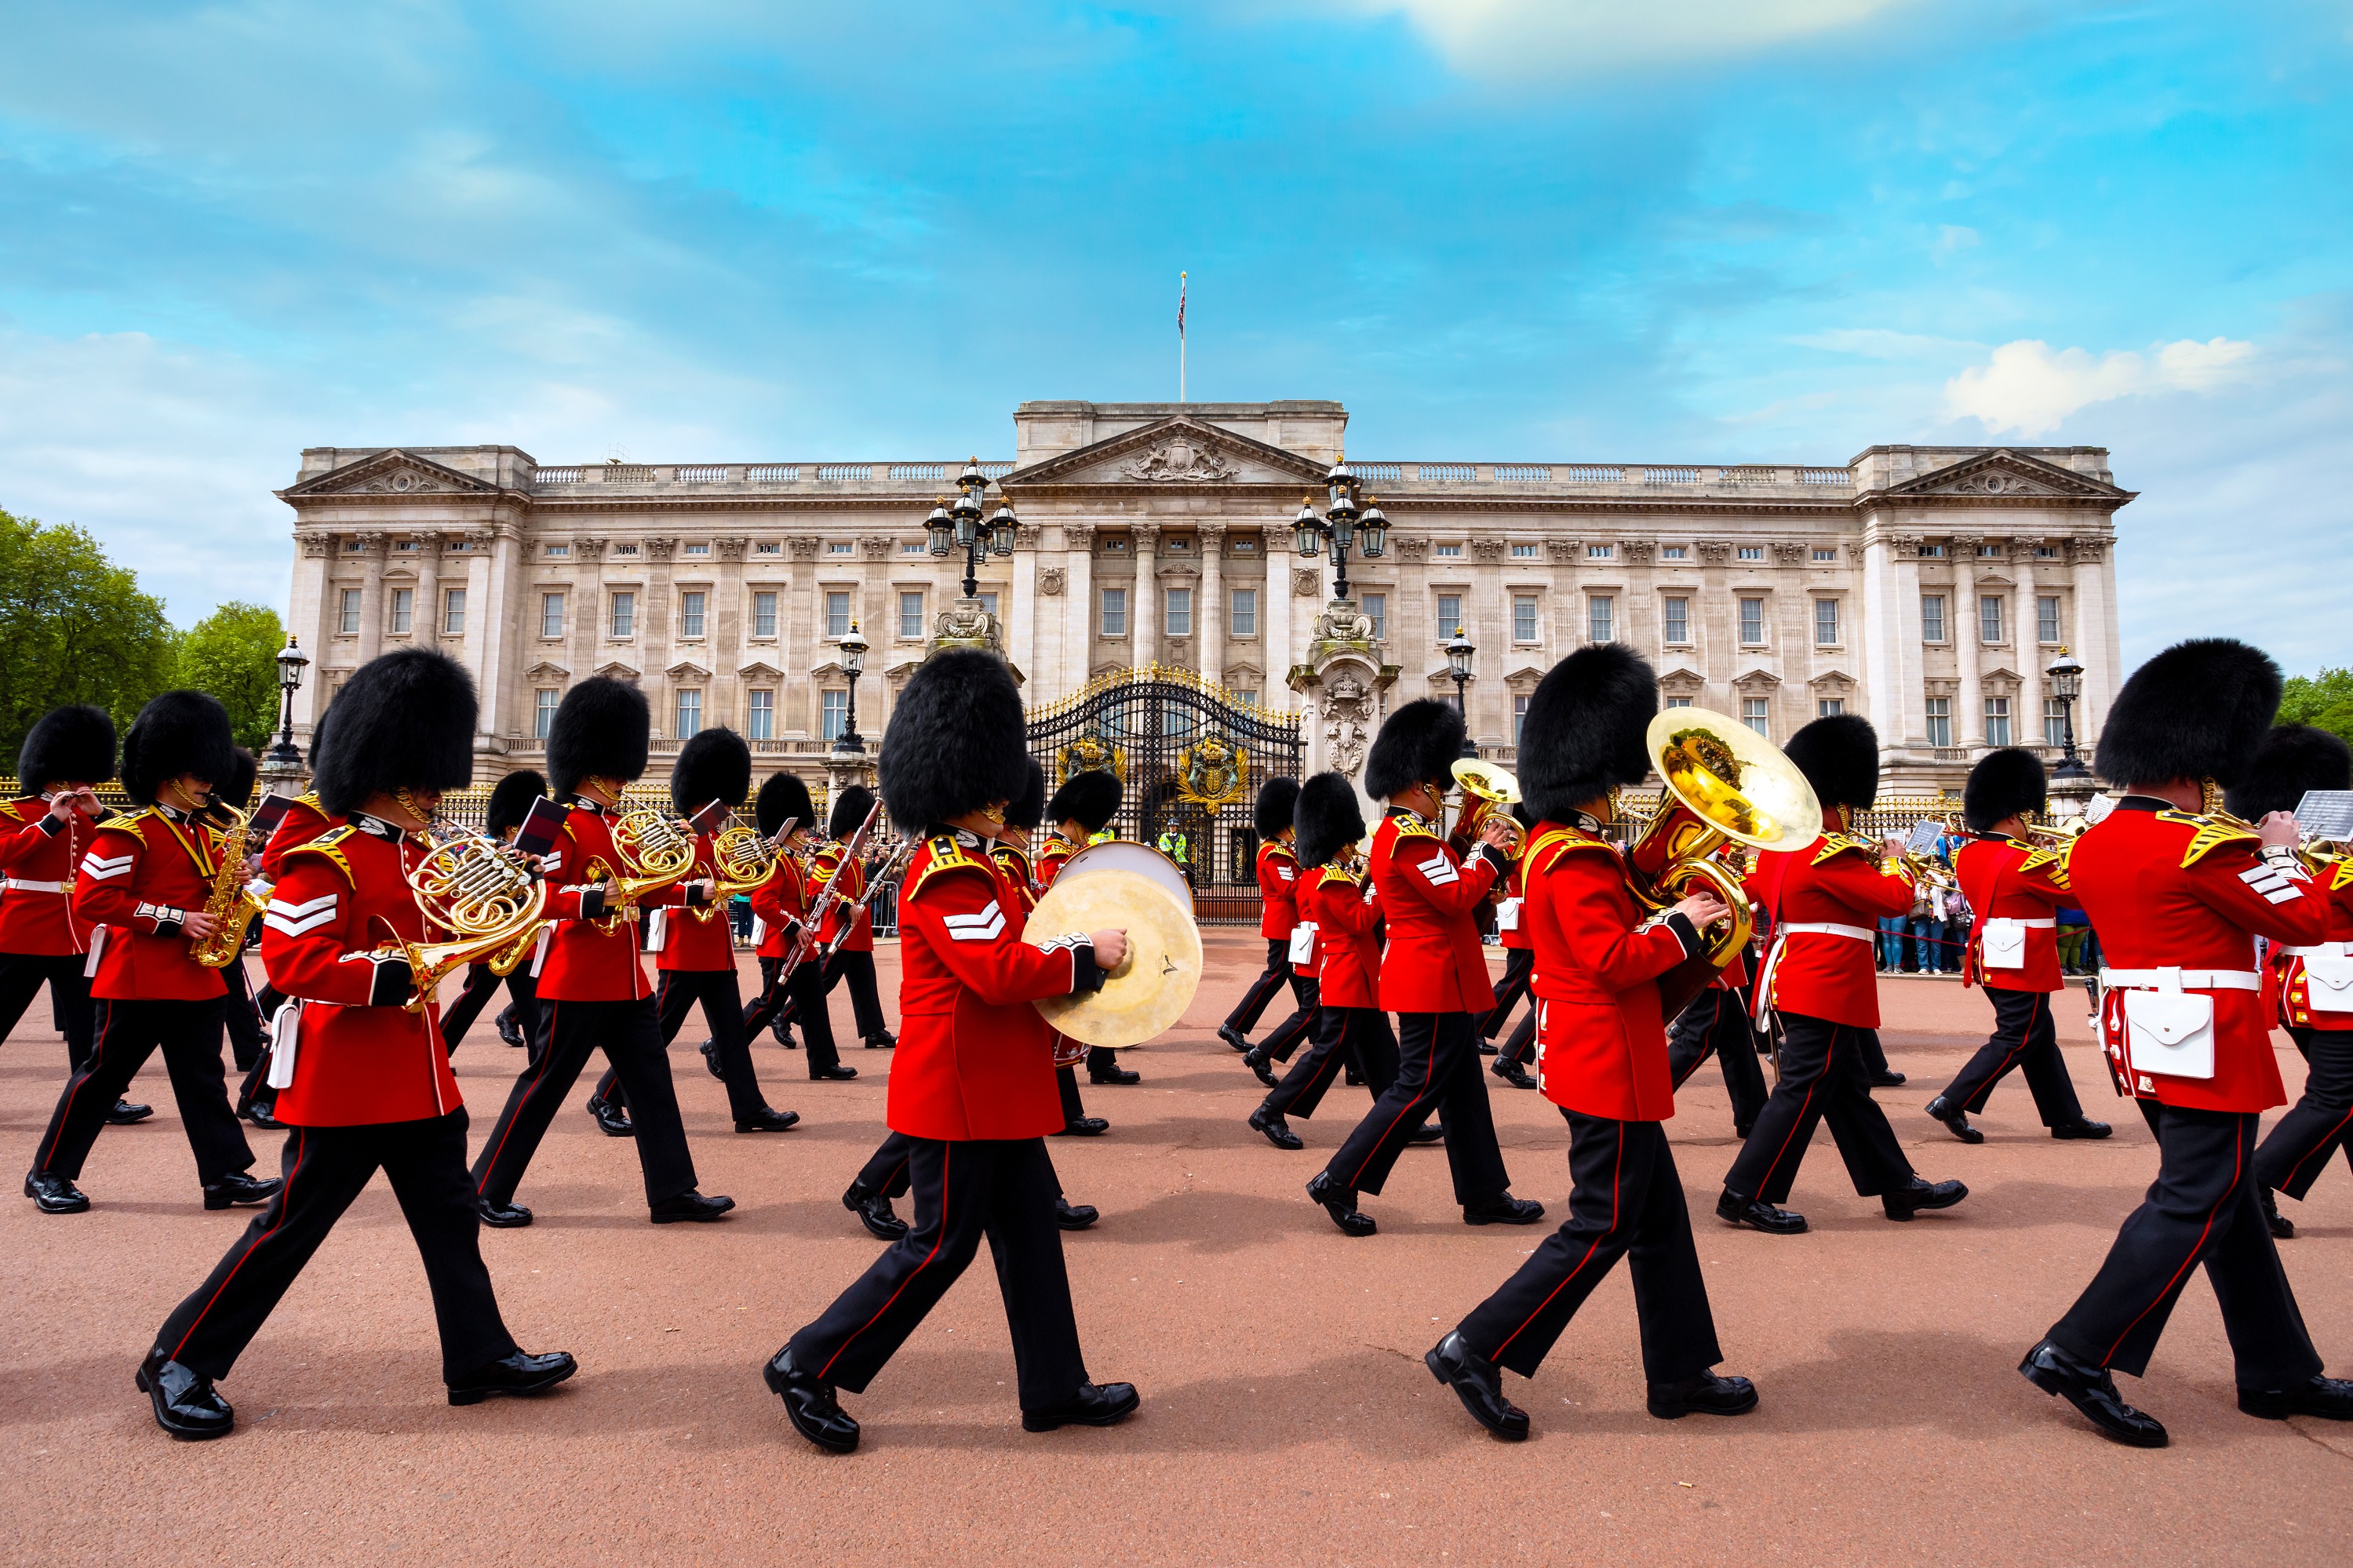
1121 438 1238 483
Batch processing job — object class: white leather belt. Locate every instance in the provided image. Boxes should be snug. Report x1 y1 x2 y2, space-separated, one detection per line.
2006 918 2058 930
2100 967 2260 991
2284 944 2353 959
1780 922 1874 941
3 878 67 893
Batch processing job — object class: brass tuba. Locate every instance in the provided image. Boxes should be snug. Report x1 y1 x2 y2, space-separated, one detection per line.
1450 759 1525 856
362 820 549 1010
589 804 698 931
190 802 269 968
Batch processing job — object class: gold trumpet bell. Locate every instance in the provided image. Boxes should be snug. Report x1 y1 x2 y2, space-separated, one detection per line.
377 828 551 1010
1450 759 1525 853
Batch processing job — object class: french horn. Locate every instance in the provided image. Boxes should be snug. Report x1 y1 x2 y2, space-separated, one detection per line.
589 804 699 931
370 820 550 1011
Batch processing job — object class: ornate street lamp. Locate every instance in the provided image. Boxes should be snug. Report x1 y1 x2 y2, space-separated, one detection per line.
834 620 869 754
2046 647 2089 784
1444 624 1477 757
930 457 1014 599
268 634 311 769
1292 454 1387 601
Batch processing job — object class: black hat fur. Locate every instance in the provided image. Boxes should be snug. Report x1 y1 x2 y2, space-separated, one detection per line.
756 772 815 839
878 648 1029 829
1783 713 1881 811
1047 769 1122 833
2226 724 2352 821
312 649 479 814
1963 747 2048 831
213 748 259 813
1294 772 1366 869
1006 759 1047 832
1364 699 1466 800
121 690 237 807
829 783 877 841
16 704 115 793
547 676 650 796
485 770 547 839
1254 777 1301 840
670 727 752 817
2096 638 2282 790
1519 645 1657 822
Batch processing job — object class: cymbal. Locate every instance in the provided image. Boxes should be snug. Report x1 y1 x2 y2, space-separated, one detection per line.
1058 839 1193 910
1029 868 1202 1049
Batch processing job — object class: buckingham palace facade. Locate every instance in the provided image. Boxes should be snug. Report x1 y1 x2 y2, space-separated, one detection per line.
275 398 2129 791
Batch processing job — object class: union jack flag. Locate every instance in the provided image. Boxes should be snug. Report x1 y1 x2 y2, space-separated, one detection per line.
1178 272 1186 338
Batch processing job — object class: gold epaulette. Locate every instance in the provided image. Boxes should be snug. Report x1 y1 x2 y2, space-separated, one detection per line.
1260 841 1295 863
2019 842 2074 892
2156 809 2260 868
909 834 989 897
294 790 322 811
1317 864 1362 890
807 842 844 888
284 824 359 885
1527 823 1612 875
2331 858 2353 893
1390 816 1441 842
1812 831 1878 866
104 808 155 846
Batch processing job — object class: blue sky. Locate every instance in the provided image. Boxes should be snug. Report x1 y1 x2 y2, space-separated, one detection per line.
1 0 2347 669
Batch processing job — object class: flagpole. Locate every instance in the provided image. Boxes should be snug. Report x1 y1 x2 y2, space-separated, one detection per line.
1178 271 1187 403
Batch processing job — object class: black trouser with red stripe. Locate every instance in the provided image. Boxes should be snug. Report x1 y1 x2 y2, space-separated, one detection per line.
438 963 506 1053
1496 1006 1535 1071
154 1108 516 1381
34 997 253 1187
2051 1102 2320 1387
596 969 775 1122
1723 1011 1913 1204
831 948 891 1042
1225 939 1308 1039
0 951 96 1072
1939 985 2085 1127
1322 1011 1510 1204
743 959 843 1073
855 1127 1069 1204
471 996 700 1208
223 959 268 1074
1666 988 1768 1132
1261 974 1320 1064
786 1135 1087 1408
2256 1027 2353 1201
1455 1112 1721 1381
1483 948 1533 1041
1056 1064 1091 1127
1263 1005 1398 1120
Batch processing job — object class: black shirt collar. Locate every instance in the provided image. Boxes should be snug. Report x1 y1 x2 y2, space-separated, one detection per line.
2116 795 2170 813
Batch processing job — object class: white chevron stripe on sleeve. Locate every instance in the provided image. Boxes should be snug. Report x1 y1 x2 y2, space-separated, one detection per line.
79 852 135 881
1415 853 1459 886
266 892 338 918
264 908 341 937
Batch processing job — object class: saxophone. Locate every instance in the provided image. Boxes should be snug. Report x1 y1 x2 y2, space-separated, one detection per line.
190 802 268 968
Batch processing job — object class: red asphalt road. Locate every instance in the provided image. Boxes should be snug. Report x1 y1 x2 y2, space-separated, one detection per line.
3 933 2350 1566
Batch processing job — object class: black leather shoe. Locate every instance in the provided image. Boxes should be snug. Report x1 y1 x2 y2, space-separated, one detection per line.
699 1039 725 1079
477 1195 532 1228
495 1006 526 1049
107 1098 154 1126
1648 1370 1759 1418
1491 1059 1537 1090
1716 1190 1806 1234
1408 1122 1445 1145
137 1348 234 1440
1090 1061 1141 1086
1464 1193 1545 1226
1306 1171 1375 1236
240 1100 282 1130
24 1170 89 1214
1054 1196 1099 1231
764 1348 859 1453
1733 1122 1754 1140
865 1031 897 1050
1243 1047 1277 1088
1426 1330 1528 1441
2019 1338 2167 1447
735 1108 801 1133
585 1095 634 1137
448 1349 577 1406
2260 1186 2294 1240
1477 1039 1499 1055
1882 1177 1968 1221
1249 1106 1304 1150
1056 1116 1109 1137
202 1172 281 1210
2051 1117 2113 1140
1343 1069 1363 1086
774 1028 800 1050
810 1064 858 1081
650 1191 736 1224
1925 1095 1983 1144
1870 1068 1907 1087
843 1181 909 1241
2238 1374 2353 1421
1022 1381 1138 1432
1218 1024 1251 1053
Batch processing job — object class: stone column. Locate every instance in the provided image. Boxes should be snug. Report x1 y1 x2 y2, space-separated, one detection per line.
353 532 388 665
1131 523 1160 669
411 531 442 649
1859 526 1924 755
1696 540 1732 710
2012 547 2040 750
2071 537 2118 747
1064 525 1095 686
1951 534 1983 751
472 526 515 743
287 533 335 733
1199 523 1226 691
1265 526 1295 708
789 539 819 733
1471 538 1507 747
1009 525 1040 689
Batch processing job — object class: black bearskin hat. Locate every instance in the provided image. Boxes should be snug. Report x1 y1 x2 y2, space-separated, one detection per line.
878 648 1029 829
121 690 237 807
756 772 816 839
1783 713 1881 812
547 676 650 796
829 783 877 841
1006 759 1047 832
485 769 547 839
1254 776 1302 840
2226 724 2353 821
16 704 115 793
2096 638 2282 790
1294 772 1366 869
1047 769 1122 834
313 649 479 815
1519 645 1657 823
212 748 259 813
1364 699 1466 801
670 727 752 817
1963 748 2048 832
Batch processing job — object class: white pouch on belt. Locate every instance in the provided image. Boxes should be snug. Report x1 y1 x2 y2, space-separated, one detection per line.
1496 897 1521 933
264 999 304 1090
1980 917 2027 970
2305 955 2353 1001
1288 922 1317 965
2122 970 2215 1082
647 908 668 952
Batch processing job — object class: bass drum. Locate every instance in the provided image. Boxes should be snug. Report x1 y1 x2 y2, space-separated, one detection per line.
1056 840 1193 911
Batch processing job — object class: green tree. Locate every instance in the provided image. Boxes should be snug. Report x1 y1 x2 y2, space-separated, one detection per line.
0 508 179 772
177 601 286 751
2278 668 2353 747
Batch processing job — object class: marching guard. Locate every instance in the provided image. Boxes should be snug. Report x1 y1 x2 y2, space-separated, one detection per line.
434 769 548 1053
2021 638 2353 1445
1219 777 1313 1079
137 649 574 1439
810 785 897 1052
1040 769 1135 1085
1483 805 1539 1091
1428 646 1755 1439
764 649 1135 1453
741 772 857 1081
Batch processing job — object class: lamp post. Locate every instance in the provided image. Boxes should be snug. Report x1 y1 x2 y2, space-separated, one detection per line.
929 457 1018 600
1444 624 1477 758
1291 455 1390 602
2046 646 2089 784
266 634 311 771
833 620 869 755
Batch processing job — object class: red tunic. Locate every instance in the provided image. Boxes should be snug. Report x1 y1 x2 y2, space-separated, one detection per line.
257 792 335 880
71 805 230 1002
887 832 1090 1141
262 817 464 1126
534 802 694 1002
1257 841 1301 938
1036 834 1080 890
1524 822 1699 1122
2068 799 2328 1111
1306 864 1382 1009
1372 810 1501 1015
0 796 103 955
2271 860 2353 1030
1496 845 1532 952
750 855 807 960
810 842 875 951
1752 810 1913 1028
1955 834 2074 992
654 832 737 973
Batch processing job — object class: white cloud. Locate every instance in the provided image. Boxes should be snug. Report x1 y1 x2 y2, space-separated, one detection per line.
1943 337 2257 437
1317 0 1925 76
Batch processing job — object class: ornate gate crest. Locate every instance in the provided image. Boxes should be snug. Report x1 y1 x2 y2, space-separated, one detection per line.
1175 733 1249 810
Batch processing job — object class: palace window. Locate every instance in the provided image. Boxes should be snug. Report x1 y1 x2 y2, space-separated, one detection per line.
1586 543 1613 560
1921 594 1947 642
390 588 413 635
825 591 851 638
755 541 781 555
1586 595 1612 643
2038 595 2062 644
1165 587 1192 637
443 588 465 635
1514 594 1540 642
541 592 564 638
1919 544 1946 558
1232 537 1257 554
1818 697 1845 718
1437 594 1462 635
1980 594 2005 644
2034 544 2062 558
827 541 854 555
1663 596 1690 644
1985 696 2012 746
821 691 847 740
1511 543 1539 558
1814 598 1839 646
899 591 923 638
1737 546 1765 562
1925 697 1951 748
610 591 635 638
339 588 361 635
535 689 560 738
1742 698 1770 738
544 544 569 558
1976 543 2002 558
1739 597 1765 645
901 540 926 555
748 689 774 741
978 591 999 618
680 591 706 638
683 542 709 557
1435 543 1462 558
1513 693 1530 745
1661 545 1688 561
1359 592 1382 640
676 689 702 739
1665 696 1695 709
1235 689 1260 708
752 591 778 638
1104 538 1127 553
1101 588 1127 638
395 540 415 553
1812 547 1837 562
614 544 639 557
1167 537 1190 553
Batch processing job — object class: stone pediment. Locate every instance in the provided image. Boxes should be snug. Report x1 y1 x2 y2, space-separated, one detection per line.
1659 666 1707 692
523 660 571 682
1808 668 1857 689
1732 668 1781 689
665 659 713 680
1000 416 1329 490
735 658 785 680
279 448 498 499
592 660 641 681
1885 449 2131 503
